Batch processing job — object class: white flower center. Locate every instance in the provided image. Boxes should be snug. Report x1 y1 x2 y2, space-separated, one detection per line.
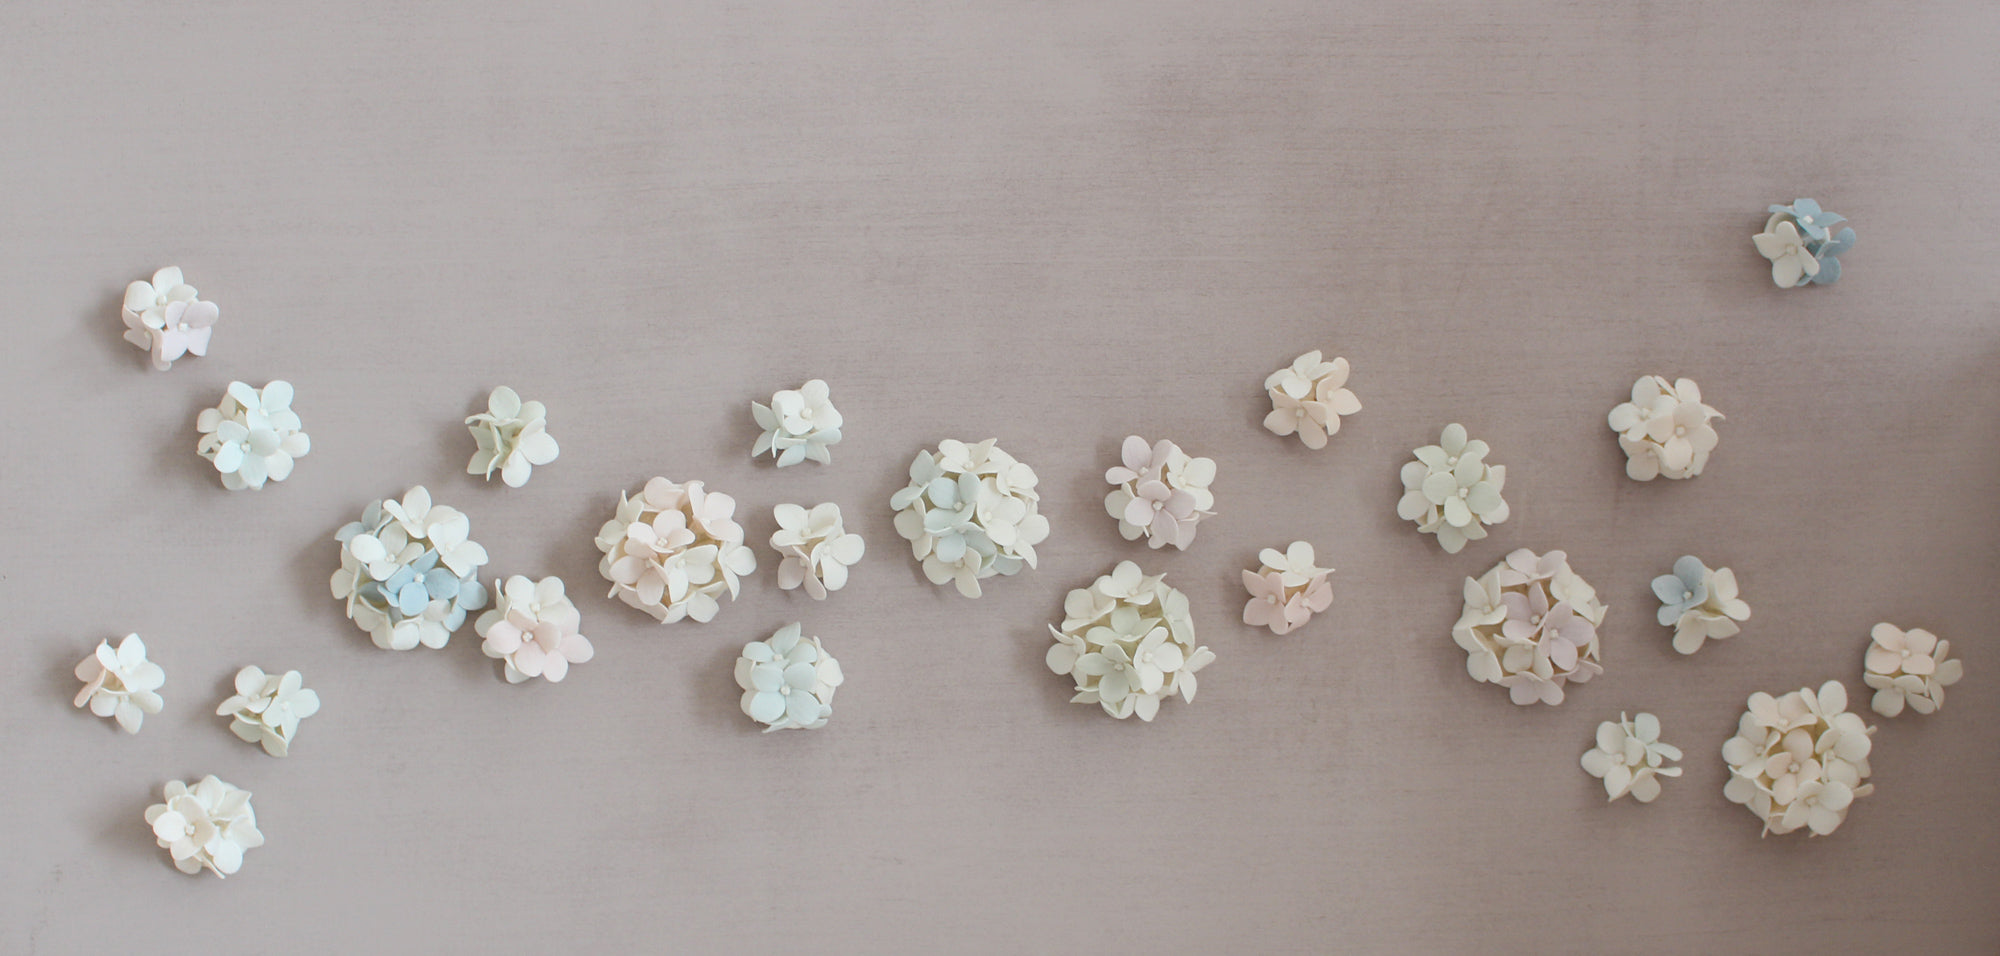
1446 456 1458 466
1801 216 1814 225
1682 590 1693 601
1674 425 1687 436
1265 594 1278 605
1456 488 1468 498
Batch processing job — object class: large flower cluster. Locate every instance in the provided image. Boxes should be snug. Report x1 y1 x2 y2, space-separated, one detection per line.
1652 555 1751 655
596 477 757 623
121 266 217 371
770 503 865 599
751 378 843 466
465 386 559 487
1580 712 1682 803
477 575 595 683
1453 549 1607 706
1262 350 1361 448
330 487 491 650
1722 681 1875 837
735 624 844 731
1608 376 1722 481
1863 623 1963 717
1103 435 1216 550
144 775 264 877
1241 541 1334 635
1753 198 1854 287
1046 561 1214 721
1397 423 1509 553
73 634 165 734
196 380 311 491
890 439 1050 598
217 666 321 757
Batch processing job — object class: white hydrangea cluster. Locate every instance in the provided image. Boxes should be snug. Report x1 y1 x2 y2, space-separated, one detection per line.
1103 435 1216 550
477 576 595 683
1261 350 1361 448
1397 423 1508 553
1453 549 1607 706
1863 623 1964 717
216 666 321 757
751 378 843 466
1045 561 1214 722
770 503 865 599
1579 712 1682 803
1653 555 1751 655
890 439 1050 598
121 266 217 371
330 486 491 650
596 477 757 623
735 623 844 731
465 386 559 487
1607 376 1723 481
144 775 264 878
196 381 310 491
73 634 165 734
1722 681 1875 837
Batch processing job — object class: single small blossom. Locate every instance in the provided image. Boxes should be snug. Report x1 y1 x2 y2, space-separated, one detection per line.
751 378 843 466
121 266 218 371
1863 623 1964 717
330 487 490 650
73 633 165 734
1653 555 1751 654
1103 435 1216 550
216 666 321 757
196 381 311 491
466 386 559 487
1048 561 1212 721
1453 549 1606 706
735 624 844 731
1262 350 1361 448
1754 200 1855 287
1608 376 1723 481
596 477 757 623
476 575 594 683
1397 423 1508 553
1241 541 1334 635
144 775 264 877
1721 680 1875 837
1580 712 1683 802
890 439 1049 598
770 502 865 599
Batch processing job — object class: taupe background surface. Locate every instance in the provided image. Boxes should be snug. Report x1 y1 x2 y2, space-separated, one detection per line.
3 2 1997 953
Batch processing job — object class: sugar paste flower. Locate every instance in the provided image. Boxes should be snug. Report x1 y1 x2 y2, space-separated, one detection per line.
751 379 843 466
73 633 164 734
330 486 490 650
1453 549 1607 706
1241 541 1334 635
195 380 310 491
1397 424 1508 553
1652 555 1750 654
1047 561 1214 721
1863 623 1963 717
1262 350 1361 448
144 775 264 877
1754 199 1854 287
1103 435 1216 550
1722 681 1875 837
1580 712 1682 803
735 623 843 731
466 386 559 487
770 503 865 599
476 575 594 683
121 266 218 371
216 666 320 757
595 477 757 623
1607 376 1722 481
890 439 1050 598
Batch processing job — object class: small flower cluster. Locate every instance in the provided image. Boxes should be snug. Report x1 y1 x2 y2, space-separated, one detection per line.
331 487 491 650
1579 712 1682 803
145 775 264 877
466 386 559 487
196 380 311 491
735 624 844 731
1454 549 1607 706
770 503 865 599
1262 350 1361 448
1753 198 1854 288
1046 561 1214 721
1241 541 1334 635
73 634 165 734
217 666 321 757
1397 423 1509 553
596 477 757 623
751 378 843 466
1863 623 1963 717
1652 555 1751 655
890 439 1050 598
1607 376 1722 481
121 266 217 370
477 576 595 683
1103 435 1216 550
1722 681 1875 837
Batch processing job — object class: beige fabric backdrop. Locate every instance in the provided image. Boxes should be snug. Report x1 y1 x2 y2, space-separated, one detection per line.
3 2 1997 952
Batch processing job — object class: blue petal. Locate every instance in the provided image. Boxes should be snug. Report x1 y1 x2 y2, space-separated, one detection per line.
1819 226 1855 258
1792 197 1823 219
442 606 467 630
423 568 460 599
395 581 429 616
458 579 489 610
383 565 417 592
1651 574 1689 605
412 550 440 573
1811 254 1842 284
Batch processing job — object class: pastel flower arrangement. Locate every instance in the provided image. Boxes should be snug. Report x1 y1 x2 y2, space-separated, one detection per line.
1397 423 1508 553
465 386 560 487
1607 376 1722 481
770 503 865 599
1652 555 1751 655
73 634 165 734
1103 435 1216 550
735 623 844 731
1241 541 1334 635
216 666 321 757
145 775 264 877
330 486 491 650
890 439 1050 598
477 576 595 683
1721 681 1875 837
1753 198 1854 287
1262 350 1361 448
1579 712 1682 803
196 380 311 491
1862 623 1963 717
121 266 217 370
1046 561 1214 721
1453 549 1607 706
595 477 757 623
751 379 843 466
